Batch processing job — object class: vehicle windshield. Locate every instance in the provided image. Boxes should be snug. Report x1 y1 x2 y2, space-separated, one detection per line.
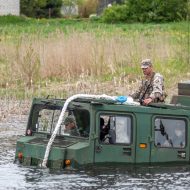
28 104 90 138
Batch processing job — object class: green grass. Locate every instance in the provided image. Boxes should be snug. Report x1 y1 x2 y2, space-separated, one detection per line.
0 16 189 40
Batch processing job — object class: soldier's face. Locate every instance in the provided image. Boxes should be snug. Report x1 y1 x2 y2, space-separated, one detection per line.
65 122 75 130
142 66 152 76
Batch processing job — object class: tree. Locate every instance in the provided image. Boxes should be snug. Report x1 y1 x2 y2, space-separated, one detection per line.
20 0 63 18
101 0 188 23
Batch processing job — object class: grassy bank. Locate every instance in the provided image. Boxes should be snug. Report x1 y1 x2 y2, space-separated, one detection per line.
0 16 189 101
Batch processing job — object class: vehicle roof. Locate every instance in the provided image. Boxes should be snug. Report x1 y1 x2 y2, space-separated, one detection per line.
32 97 190 111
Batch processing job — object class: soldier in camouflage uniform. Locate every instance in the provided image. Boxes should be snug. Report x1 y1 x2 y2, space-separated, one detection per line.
64 115 80 136
131 59 166 106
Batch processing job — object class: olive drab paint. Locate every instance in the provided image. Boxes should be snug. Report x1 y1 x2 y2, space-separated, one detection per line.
15 81 190 169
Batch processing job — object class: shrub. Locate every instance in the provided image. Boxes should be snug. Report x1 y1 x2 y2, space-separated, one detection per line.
101 4 130 23
101 0 188 23
78 0 98 18
151 0 188 22
20 0 63 18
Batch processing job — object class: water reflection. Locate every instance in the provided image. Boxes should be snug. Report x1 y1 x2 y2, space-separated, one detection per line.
74 164 190 190
0 114 190 189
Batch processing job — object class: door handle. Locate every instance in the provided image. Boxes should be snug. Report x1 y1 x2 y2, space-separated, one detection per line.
178 151 186 159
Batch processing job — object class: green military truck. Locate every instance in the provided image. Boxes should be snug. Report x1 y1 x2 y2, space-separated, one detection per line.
15 81 190 169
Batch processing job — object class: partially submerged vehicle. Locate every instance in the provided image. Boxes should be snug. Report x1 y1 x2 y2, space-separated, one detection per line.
15 81 190 169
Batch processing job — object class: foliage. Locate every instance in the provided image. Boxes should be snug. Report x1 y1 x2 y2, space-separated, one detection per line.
78 0 98 18
102 0 188 23
20 0 98 18
15 42 40 88
101 3 129 23
0 16 189 99
62 0 83 6
20 0 63 18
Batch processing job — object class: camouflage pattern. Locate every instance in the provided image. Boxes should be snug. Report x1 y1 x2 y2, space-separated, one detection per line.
64 115 76 126
132 72 166 103
64 126 80 136
64 115 80 136
68 127 80 136
141 59 152 68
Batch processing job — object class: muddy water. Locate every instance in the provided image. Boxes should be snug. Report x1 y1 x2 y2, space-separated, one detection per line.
1 114 190 190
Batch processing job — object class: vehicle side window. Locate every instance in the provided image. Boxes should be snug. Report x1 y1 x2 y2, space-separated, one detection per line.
99 115 132 144
154 117 186 148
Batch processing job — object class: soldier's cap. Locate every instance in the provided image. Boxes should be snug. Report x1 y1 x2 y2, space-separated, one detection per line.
141 59 152 69
64 115 76 125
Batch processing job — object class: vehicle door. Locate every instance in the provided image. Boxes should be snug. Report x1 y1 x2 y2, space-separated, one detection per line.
151 116 189 163
94 112 136 163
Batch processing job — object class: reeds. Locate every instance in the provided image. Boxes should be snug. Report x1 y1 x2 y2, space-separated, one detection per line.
0 98 31 121
0 23 189 101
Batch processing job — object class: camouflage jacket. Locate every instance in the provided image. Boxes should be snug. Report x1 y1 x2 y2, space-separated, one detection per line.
131 72 166 103
65 127 80 136
69 127 80 136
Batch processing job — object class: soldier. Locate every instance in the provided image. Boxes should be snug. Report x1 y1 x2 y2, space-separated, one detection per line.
100 117 110 141
64 115 80 136
131 59 166 106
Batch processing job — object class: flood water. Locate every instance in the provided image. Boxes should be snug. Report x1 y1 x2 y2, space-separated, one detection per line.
1 114 190 189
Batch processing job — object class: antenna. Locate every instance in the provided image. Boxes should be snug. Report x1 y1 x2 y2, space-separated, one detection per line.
187 0 190 65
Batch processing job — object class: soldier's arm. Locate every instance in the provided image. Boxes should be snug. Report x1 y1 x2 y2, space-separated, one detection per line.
131 81 143 99
149 73 163 100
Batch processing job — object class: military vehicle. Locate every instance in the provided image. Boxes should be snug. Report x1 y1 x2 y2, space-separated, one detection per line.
15 81 190 169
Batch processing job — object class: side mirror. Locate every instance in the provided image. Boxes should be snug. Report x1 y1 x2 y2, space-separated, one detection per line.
109 129 116 144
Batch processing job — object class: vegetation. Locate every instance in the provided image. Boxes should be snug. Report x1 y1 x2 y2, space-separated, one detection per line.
102 0 188 23
20 0 99 18
20 0 63 18
0 16 189 101
20 0 188 23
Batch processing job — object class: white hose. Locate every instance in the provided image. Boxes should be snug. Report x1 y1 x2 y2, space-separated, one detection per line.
41 94 116 167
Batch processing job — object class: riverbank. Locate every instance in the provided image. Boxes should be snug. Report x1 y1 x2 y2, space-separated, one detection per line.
0 74 180 123
0 17 189 100
0 99 31 122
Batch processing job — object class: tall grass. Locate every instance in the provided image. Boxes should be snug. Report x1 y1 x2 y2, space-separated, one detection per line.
0 17 189 101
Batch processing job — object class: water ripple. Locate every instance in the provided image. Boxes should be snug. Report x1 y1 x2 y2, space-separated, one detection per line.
1 114 190 189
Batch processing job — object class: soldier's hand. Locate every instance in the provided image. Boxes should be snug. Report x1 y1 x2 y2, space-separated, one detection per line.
143 98 152 106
